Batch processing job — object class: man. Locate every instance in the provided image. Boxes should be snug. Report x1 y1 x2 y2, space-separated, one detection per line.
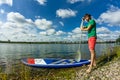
80 14 97 73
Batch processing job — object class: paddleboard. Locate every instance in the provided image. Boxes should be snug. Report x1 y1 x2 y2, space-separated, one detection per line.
21 58 90 68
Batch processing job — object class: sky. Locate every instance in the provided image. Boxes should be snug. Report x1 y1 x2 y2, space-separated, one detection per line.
0 0 120 42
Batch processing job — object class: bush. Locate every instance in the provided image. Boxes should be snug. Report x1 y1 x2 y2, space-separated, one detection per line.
115 47 120 58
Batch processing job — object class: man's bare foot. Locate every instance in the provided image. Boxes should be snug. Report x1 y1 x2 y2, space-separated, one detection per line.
93 63 96 67
88 63 97 67
87 64 96 67
86 64 93 73
86 67 92 73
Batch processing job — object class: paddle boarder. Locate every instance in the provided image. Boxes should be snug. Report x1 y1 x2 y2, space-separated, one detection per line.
80 14 97 73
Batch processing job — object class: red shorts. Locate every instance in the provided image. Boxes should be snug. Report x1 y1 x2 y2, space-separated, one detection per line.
88 37 96 50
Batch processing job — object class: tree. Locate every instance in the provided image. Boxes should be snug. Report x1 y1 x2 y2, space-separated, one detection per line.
8 39 11 43
116 35 120 43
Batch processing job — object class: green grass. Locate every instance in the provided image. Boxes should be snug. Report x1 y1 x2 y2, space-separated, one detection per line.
0 46 120 80
97 46 120 67
0 63 77 80
114 46 120 58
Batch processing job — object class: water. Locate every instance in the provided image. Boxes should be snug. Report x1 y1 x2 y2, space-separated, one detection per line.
0 43 115 73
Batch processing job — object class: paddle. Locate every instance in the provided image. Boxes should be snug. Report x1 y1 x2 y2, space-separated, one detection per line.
75 19 84 62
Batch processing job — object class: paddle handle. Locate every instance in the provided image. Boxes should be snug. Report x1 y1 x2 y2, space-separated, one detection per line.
80 19 84 28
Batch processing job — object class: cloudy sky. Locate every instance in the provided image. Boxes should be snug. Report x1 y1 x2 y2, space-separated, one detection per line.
0 0 120 42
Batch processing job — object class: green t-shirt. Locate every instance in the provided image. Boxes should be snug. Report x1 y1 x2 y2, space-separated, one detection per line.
86 19 97 38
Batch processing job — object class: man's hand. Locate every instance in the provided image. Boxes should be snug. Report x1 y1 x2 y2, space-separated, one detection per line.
80 19 84 28
82 17 85 21
80 27 84 31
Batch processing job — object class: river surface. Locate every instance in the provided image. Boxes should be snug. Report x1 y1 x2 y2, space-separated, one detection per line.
0 43 115 73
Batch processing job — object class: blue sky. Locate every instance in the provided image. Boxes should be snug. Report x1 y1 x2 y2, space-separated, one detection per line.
0 0 120 42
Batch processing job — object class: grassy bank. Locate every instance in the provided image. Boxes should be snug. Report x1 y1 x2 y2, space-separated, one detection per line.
97 46 119 66
0 46 120 80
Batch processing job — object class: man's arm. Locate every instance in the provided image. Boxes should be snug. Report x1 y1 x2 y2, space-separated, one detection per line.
80 25 92 31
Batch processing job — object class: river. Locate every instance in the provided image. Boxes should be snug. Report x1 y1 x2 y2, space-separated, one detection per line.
0 43 115 73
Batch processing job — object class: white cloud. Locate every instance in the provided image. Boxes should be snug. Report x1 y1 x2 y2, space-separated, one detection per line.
66 27 87 41
67 0 92 4
0 9 5 14
0 21 38 41
1 10 118 42
0 12 38 41
97 27 111 34
67 32 87 41
115 31 120 34
56 9 77 18
68 26 119 41
55 30 66 36
7 12 27 24
96 26 119 41
72 27 87 34
97 33 118 41
0 12 56 41
36 0 47 5
67 0 84 4
59 21 64 26
39 31 47 36
39 29 65 36
46 29 55 35
0 0 13 6
35 19 53 30
0 21 2 26
97 5 120 26
72 27 81 34
0 12 58 41
6 12 34 28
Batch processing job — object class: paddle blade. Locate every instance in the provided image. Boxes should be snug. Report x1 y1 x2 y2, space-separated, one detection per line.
75 50 81 62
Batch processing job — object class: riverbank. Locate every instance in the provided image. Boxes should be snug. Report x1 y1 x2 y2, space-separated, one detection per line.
75 56 120 80
0 46 120 80
0 40 115 44
76 46 120 80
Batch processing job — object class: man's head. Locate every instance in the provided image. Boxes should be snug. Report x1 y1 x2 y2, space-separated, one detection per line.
83 14 91 22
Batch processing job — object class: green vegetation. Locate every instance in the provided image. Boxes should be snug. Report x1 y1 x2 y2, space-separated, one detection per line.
0 64 76 80
97 46 119 67
0 40 88 44
0 46 120 80
116 36 120 44
114 46 120 58
0 40 116 44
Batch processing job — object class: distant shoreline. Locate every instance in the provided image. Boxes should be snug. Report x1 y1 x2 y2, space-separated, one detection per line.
0 41 116 44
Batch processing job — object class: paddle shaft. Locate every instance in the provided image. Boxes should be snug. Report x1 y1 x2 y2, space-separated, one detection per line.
78 20 84 50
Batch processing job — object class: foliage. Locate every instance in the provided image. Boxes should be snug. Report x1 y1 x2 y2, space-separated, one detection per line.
114 46 120 58
116 36 120 42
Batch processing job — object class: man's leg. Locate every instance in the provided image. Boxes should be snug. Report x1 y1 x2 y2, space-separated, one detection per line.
93 51 96 66
87 50 96 67
86 50 96 73
87 37 96 73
